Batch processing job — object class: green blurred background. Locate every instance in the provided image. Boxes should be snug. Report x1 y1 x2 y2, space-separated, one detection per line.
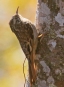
0 0 37 87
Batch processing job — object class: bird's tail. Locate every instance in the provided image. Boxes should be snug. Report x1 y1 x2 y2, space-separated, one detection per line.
28 57 36 86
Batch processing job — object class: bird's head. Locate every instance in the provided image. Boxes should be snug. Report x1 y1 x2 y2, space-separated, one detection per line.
9 7 23 32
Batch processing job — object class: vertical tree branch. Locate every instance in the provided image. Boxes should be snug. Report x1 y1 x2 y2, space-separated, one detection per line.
35 0 64 87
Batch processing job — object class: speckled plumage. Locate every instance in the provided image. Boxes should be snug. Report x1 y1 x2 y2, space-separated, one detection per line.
9 8 38 86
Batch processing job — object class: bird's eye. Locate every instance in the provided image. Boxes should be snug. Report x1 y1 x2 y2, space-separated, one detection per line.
15 17 20 24
13 16 21 24
16 19 20 24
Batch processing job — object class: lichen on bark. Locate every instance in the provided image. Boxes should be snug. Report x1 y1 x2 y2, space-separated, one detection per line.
35 0 64 87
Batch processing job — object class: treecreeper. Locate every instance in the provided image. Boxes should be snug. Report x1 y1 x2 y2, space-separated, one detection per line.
9 7 38 86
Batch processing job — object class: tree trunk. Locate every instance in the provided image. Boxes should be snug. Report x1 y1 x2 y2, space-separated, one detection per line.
35 0 64 87
9 0 64 87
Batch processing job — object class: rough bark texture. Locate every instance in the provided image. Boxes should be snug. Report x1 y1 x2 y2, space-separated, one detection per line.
9 0 64 87
35 0 64 87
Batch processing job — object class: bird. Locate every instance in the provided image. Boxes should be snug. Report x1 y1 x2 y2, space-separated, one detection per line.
9 7 38 86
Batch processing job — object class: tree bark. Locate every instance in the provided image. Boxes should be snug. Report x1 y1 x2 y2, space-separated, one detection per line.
9 0 64 87
35 0 64 87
